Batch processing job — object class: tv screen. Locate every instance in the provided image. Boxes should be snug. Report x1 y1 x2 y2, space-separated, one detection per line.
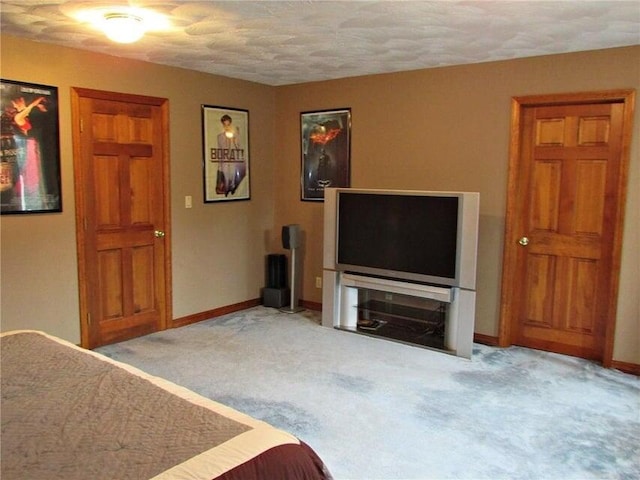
337 192 459 283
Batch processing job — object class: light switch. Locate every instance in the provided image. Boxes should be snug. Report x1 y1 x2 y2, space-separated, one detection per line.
185 195 192 208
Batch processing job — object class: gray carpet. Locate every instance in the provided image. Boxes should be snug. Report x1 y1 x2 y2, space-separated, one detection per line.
96 306 640 480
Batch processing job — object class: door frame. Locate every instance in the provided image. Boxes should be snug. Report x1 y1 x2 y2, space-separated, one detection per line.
498 89 635 367
71 87 172 348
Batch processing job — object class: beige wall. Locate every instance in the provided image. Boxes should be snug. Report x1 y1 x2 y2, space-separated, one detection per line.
0 35 276 342
273 46 640 363
1 34 638 364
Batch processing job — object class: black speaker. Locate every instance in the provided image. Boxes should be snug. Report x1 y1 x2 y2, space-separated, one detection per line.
267 254 287 288
282 224 301 249
263 287 290 308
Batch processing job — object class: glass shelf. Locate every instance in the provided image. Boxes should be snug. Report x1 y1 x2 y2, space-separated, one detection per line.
357 299 444 326
352 296 448 351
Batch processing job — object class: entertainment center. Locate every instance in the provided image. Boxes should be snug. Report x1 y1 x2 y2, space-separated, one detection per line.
321 188 480 359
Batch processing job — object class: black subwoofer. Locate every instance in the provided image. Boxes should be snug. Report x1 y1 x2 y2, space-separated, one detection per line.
263 254 289 308
267 254 287 288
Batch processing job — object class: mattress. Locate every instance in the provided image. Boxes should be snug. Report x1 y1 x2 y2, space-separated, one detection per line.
0 330 332 479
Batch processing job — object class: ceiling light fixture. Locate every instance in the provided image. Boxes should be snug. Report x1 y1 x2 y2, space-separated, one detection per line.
75 7 170 44
102 13 145 44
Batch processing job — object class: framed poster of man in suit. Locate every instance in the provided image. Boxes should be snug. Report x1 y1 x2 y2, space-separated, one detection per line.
202 105 250 202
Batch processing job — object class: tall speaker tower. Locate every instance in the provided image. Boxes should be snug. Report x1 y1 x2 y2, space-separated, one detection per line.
280 224 304 313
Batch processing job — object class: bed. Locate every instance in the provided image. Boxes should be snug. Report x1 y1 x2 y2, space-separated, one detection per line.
0 330 332 480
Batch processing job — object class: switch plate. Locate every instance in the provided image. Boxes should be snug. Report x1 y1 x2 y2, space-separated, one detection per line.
185 195 192 208
315 276 322 288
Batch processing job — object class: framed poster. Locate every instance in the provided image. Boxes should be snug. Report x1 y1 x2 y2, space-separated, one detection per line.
202 105 250 202
1 79 62 214
301 108 351 201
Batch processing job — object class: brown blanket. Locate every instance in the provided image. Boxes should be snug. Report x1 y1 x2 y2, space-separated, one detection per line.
1 331 331 480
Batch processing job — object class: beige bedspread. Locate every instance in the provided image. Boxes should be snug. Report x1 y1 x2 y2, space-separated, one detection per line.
1 330 327 480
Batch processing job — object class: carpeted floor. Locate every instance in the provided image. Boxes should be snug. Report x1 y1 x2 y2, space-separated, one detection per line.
97 306 640 480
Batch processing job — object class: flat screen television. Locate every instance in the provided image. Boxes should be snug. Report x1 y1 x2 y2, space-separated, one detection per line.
323 188 480 290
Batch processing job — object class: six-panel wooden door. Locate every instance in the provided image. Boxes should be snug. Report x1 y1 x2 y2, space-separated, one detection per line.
72 88 171 348
500 91 635 364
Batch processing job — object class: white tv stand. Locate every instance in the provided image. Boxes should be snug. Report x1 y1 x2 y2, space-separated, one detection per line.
322 271 476 359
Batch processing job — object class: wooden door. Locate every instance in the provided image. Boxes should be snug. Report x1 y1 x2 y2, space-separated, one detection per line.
499 90 635 365
72 88 171 349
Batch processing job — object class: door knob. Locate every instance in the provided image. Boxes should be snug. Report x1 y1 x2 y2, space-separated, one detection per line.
518 236 529 246
154 230 165 238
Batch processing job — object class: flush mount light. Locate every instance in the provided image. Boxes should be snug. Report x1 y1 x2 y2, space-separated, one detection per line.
102 13 145 44
75 7 170 44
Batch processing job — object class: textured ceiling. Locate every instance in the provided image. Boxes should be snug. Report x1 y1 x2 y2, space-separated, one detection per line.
1 1 639 86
